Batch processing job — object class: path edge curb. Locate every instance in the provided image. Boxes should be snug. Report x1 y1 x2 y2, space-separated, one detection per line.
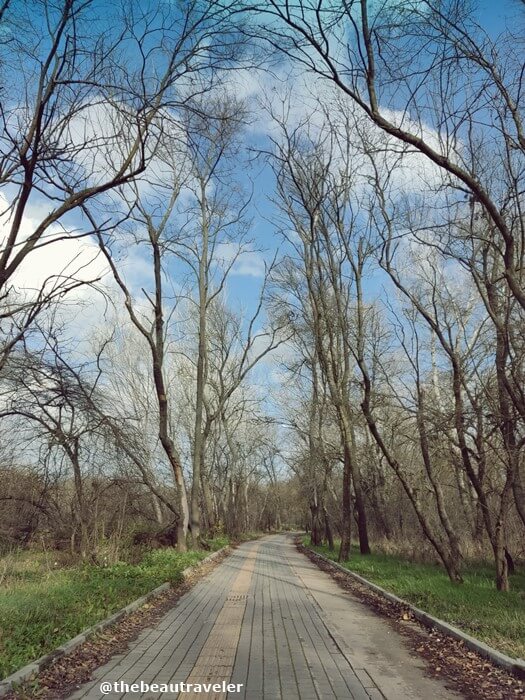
0 546 230 697
302 544 525 681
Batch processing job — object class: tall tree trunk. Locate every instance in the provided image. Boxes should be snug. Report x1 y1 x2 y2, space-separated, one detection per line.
353 479 371 555
360 373 463 583
346 415 371 555
339 444 352 562
324 507 334 550
417 389 462 576
152 494 164 526
191 181 210 544
152 234 188 550
67 437 90 561
310 497 323 546
513 472 525 530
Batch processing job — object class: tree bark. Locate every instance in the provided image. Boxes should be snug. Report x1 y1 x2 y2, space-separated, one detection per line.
338 444 353 562
191 179 210 545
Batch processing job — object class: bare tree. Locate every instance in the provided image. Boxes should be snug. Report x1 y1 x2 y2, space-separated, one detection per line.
248 0 525 312
0 0 242 365
183 289 291 538
268 106 373 559
171 94 253 543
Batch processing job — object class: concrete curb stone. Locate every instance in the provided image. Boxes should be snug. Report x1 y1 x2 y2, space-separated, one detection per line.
0 546 230 697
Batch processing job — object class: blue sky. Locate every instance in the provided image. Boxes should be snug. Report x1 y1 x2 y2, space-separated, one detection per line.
3 0 519 356
221 0 522 312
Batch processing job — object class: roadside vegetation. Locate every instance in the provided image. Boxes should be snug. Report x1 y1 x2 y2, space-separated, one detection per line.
307 540 525 661
0 540 226 679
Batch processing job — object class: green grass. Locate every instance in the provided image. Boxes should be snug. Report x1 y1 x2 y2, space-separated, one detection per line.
307 539 525 661
0 543 225 680
203 535 230 550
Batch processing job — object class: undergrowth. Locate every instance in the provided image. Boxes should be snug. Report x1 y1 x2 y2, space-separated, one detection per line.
0 541 225 679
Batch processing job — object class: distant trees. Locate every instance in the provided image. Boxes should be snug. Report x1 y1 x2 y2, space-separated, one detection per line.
173 94 253 544
268 108 372 561
0 316 287 554
0 338 157 560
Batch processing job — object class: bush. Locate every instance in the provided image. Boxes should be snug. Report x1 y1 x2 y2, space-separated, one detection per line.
202 536 229 551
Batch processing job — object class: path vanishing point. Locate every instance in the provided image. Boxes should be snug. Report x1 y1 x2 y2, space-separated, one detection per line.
68 534 460 700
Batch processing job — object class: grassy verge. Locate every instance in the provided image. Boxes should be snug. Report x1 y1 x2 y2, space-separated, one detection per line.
231 532 266 544
306 539 525 660
0 542 225 680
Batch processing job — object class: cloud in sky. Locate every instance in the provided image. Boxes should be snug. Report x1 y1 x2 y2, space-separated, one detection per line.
233 252 267 278
216 61 458 204
0 44 463 354
215 241 267 279
0 194 108 298
0 193 118 350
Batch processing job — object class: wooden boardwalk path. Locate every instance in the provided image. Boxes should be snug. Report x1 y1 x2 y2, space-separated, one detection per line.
68 535 460 700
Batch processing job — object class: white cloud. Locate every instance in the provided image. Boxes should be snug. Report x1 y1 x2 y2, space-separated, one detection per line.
221 64 455 197
0 192 117 351
232 251 267 278
215 241 267 278
0 194 108 298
